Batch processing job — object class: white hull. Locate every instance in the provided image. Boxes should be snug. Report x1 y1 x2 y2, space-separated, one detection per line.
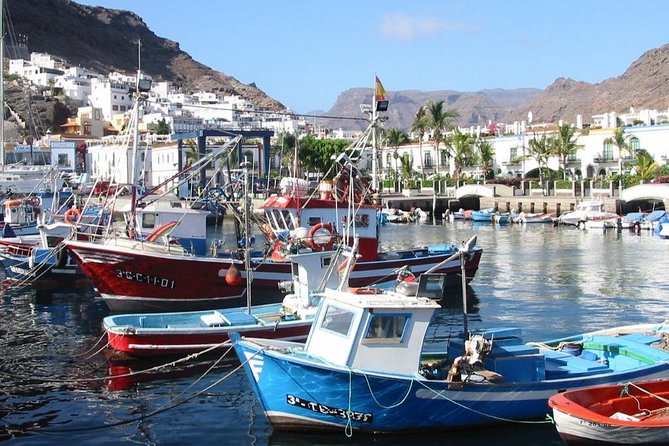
553 406 669 444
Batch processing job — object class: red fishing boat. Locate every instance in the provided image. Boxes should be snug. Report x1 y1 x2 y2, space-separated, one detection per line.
66 182 482 312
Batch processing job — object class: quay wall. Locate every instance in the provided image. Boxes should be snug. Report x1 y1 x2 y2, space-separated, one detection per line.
382 194 622 218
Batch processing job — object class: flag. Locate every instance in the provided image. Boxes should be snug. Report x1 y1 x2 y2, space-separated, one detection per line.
375 76 386 102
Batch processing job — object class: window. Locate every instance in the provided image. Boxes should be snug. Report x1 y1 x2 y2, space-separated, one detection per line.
424 152 432 168
364 314 408 343
603 142 613 160
510 147 518 162
630 137 640 153
142 213 156 229
440 150 449 165
321 305 354 336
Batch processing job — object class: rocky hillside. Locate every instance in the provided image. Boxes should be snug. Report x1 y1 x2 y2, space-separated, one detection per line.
507 44 669 124
5 0 285 110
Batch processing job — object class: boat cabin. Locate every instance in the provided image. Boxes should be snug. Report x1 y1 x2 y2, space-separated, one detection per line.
302 275 443 376
260 195 380 261
120 197 209 255
280 250 343 319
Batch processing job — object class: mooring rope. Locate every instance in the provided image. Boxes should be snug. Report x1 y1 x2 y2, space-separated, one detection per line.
0 340 233 385
3 346 267 437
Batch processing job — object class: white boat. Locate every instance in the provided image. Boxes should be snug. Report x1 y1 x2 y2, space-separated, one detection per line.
558 200 618 227
513 212 554 224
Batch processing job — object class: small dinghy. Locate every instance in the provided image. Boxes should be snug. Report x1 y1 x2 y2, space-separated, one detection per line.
549 378 669 444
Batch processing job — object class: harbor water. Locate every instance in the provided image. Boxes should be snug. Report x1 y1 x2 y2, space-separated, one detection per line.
2 220 669 445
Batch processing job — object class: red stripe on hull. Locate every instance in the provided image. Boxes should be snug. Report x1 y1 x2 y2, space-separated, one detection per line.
107 324 311 358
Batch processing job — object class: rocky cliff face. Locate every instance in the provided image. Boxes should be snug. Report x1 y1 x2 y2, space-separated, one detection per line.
5 0 285 111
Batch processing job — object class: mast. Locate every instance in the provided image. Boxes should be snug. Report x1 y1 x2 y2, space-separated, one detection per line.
128 40 143 239
0 0 4 169
371 78 378 191
242 157 252 313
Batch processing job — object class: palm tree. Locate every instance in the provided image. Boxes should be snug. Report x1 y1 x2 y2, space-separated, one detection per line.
603 127 632 176
399 153 417 187
476 138 495 181
427 100 459 176
634 149 660 181
446 128 475 180
525 133 554 195
410 106 430 178
385 128 409 184
553 123 579 179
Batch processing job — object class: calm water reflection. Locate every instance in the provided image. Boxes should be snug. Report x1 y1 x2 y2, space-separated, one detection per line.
2 220 669 445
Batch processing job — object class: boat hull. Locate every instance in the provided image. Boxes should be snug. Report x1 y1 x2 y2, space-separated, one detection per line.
65 240 483 312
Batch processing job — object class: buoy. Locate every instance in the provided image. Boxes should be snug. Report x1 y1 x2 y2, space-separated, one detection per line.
225 263 243 286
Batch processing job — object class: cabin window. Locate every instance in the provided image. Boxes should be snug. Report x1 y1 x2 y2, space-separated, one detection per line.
307 216 321 226
321 256 331 268
142 213 156 229
321 304 355 336
363 314 409 343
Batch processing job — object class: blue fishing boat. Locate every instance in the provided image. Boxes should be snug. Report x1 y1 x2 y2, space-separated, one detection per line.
232 237 669 434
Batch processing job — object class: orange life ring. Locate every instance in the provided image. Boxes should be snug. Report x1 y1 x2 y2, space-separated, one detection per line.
308 223 335 251
64 207 82 224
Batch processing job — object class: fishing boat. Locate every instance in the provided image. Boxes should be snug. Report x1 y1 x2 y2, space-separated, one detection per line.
65 125 483 313
232 236 669 434
549 379 669 444
103 248 341 359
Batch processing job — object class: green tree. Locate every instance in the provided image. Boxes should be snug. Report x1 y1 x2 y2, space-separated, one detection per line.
156 118 170 135
385 128 409 181
298 135 350 178
553 123 579 179
476 138 495 181
603 127 632 175
399 153 418 188
634 149 660 180
427 100 459 175
525 133 554 195
410 106 430 178
445 128 475 179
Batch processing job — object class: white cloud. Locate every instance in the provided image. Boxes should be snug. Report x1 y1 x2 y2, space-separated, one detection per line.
380 13 455 41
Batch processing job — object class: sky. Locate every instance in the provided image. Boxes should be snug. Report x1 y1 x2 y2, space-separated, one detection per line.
75 0 669 114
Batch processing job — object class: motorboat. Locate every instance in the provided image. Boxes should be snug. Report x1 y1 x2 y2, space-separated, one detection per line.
558 200 617 227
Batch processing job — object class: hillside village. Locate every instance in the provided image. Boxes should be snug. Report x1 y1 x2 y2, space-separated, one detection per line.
7 51 669 195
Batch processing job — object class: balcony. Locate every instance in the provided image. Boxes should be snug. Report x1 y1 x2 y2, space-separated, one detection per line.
501 159 521 167
593 155 615 163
